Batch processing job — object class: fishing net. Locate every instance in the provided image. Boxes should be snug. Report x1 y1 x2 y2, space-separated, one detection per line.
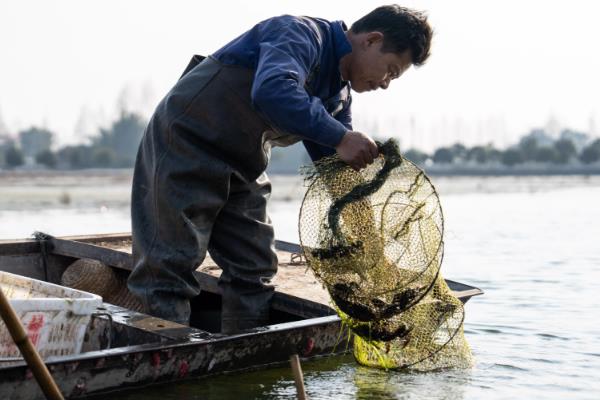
299 139 472 370
61 259 144 312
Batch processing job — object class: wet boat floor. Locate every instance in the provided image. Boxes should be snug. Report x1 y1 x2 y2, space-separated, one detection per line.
93 239 332 306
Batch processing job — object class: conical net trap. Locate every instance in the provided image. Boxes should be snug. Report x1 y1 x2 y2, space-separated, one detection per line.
299 139 472 370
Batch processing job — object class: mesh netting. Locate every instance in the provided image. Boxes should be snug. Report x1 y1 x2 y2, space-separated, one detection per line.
299 139 472 370
61 259 144 312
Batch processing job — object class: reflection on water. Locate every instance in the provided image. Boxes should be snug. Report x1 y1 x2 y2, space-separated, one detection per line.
1 172 600 399
108 354 473 400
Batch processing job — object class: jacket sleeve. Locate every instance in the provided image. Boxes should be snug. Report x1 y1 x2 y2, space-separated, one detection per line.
251 19 348 149
303 94 353 161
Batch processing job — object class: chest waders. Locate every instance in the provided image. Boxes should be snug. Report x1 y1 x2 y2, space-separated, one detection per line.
128 55 346 333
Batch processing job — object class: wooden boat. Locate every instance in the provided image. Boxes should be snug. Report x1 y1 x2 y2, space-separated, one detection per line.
0 233 483 398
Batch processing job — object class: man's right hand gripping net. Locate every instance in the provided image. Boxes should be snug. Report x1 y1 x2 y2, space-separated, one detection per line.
299 139 473 371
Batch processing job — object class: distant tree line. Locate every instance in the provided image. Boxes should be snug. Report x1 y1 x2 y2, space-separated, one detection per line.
0 112 146 169
404 128 600 168
1 118 600 171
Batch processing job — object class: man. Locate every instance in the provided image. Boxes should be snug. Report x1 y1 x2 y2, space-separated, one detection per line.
127 4 432 333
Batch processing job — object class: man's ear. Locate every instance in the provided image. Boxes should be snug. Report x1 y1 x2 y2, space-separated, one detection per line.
365 31 384 46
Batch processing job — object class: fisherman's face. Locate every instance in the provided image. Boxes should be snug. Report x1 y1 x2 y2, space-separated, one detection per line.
344 32 413 93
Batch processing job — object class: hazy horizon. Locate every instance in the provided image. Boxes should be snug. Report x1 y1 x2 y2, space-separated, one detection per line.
1 0 599 152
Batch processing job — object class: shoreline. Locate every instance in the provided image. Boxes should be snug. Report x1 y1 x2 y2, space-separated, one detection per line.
2 165 600 178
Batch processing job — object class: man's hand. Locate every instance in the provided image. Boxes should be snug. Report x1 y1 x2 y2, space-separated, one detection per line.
335 131 379 171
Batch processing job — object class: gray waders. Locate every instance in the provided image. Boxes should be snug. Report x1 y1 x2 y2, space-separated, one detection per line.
127 56 300 333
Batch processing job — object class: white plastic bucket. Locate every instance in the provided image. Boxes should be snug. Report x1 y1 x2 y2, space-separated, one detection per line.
0 271 102 360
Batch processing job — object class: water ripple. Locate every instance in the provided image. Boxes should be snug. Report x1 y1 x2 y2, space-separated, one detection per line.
536 333 570 341
493 363 529 371
579 352 600 358
530 358 560 364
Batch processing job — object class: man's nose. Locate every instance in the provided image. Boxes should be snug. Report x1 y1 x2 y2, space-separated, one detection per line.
379 78 390 90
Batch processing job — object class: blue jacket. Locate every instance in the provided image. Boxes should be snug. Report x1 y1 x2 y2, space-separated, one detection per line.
213 15 353 161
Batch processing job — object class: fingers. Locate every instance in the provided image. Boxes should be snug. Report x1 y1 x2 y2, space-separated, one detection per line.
359 141 378 168
354 157 366 171
348 157 364 171
369 141 379 159
361 148 373 166
351 147 373 170
335 131 381 171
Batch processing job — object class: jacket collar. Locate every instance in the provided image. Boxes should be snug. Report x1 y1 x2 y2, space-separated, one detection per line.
331 21 352 66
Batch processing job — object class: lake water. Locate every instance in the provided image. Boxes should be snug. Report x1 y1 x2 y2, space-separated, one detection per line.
1 172 599 399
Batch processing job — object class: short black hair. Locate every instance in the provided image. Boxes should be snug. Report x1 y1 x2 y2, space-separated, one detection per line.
351 5 433 66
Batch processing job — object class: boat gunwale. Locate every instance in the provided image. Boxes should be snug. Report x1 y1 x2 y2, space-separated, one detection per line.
0 314 344 371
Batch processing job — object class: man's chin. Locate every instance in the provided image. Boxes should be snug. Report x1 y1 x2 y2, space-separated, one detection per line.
349 81 375 93
351 84 369 93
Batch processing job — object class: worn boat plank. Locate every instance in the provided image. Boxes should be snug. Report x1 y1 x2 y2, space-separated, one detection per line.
47 236 334 319
48 234 482 306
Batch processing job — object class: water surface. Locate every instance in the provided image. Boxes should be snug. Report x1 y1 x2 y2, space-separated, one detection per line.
1 172 599 399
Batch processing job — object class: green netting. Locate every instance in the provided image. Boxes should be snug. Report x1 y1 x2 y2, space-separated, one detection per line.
299 139 472 370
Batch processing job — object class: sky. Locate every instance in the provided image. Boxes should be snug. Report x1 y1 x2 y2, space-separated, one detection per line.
1 0 599 151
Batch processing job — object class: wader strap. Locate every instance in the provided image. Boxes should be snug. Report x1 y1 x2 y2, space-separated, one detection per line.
180 55 208 79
